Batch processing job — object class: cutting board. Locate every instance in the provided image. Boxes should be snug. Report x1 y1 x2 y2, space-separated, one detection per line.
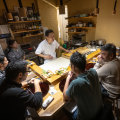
27 57 70 84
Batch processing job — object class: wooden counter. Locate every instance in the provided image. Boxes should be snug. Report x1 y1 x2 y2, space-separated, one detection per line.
27 46 101 118
27 58 70 118
37 78 65 117
27 57 70 84
62 47 100 62
26 72 67 118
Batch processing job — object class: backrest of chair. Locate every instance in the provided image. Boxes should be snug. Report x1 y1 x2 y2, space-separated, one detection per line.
95 102 115 120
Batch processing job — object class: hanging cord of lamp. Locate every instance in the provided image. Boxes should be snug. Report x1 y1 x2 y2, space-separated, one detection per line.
113 0 117 14
18 0 27 17
41 0 57 9
32 3 35 14
95 0 99 15
3 0 13 21
60 0 63 6
3 0 9 13
59 0 66 14
18 0 23 8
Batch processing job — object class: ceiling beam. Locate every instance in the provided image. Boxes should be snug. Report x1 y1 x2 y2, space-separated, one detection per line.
41 0 57 9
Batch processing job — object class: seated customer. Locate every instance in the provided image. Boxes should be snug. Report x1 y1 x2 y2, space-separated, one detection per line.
63 52 103 120
6 39 25 62
0 55 8 81
0 60 42 120
94 43 120 95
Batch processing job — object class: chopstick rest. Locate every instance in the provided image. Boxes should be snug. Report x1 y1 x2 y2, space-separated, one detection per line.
42 96 54 109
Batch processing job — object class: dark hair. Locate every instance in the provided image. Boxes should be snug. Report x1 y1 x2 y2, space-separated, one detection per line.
70 52 86 71
7 39 16 48
5 39 16 54
45 29 54 37
5 60 28 81
0 55 5 64
101 43 116 58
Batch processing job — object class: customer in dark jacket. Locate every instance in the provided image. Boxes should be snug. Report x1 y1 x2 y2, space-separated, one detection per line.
0 60 42 120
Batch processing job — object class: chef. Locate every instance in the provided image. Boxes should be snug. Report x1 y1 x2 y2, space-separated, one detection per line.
35 29 69 63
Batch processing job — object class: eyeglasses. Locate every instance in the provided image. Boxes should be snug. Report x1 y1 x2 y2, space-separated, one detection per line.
26 70 31 73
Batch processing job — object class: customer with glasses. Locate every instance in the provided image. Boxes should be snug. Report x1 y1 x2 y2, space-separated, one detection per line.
0 60 42 120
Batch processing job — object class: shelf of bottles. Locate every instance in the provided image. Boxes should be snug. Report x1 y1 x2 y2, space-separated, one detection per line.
10 21 42 32
9 20 43 38
23 33 44 38
8 20 41 24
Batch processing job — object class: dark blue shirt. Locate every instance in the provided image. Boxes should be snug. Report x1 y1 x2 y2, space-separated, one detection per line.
66 68 103 120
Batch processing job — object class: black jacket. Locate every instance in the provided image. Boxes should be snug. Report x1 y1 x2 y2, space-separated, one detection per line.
0 81 42 120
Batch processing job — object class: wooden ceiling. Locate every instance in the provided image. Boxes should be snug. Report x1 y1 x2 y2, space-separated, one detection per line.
44 0 71 6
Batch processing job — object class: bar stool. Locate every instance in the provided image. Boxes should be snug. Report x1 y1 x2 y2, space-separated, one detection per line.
107 91 120 120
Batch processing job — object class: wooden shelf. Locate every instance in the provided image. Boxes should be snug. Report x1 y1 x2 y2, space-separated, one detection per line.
8 20 41 24
66 14 96 42
67 32 87 34
13 29 42 34
23 33 44 38
65 16 97 20
66 27 96 29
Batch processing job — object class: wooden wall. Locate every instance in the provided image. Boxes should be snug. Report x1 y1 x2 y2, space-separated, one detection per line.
36 0 58 40
1 0 120 47
61 0 120 46
66 0 96 42
95 0 120 47
0 0 36 24
0 0 58 47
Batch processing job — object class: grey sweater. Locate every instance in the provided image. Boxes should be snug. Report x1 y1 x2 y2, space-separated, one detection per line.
94 58 120 94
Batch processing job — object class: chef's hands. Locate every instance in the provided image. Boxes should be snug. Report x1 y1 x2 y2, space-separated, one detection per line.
65 50 71 53
45 55 53 60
